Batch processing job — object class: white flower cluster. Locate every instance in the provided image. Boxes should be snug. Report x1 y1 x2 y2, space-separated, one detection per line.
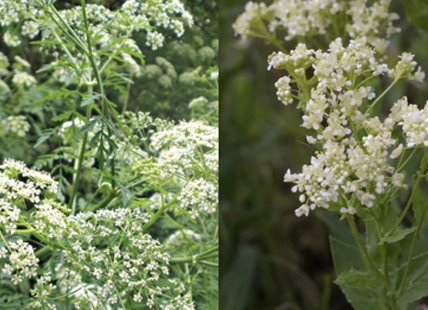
1 115 31 137
151 120 218 217
178 178 217 219
26 208 194 309
269 38 425 216
0 240 39 285
232 1 269 41
389 52 425 82
269 0 342 41
34 202 69 240
390 97 428 148
0 0 192 52
345 0 399 53
12 71 37 88
0 159 68 240
269 37 424 109
0 159 58 204
234 0 400 52
116 112 218 220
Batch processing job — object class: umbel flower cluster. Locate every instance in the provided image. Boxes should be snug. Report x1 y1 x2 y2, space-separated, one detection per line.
233 0 399 53
268 37 426 217
0 0 193 85
0 110 218 309
116 112 218 220
0 0 192 49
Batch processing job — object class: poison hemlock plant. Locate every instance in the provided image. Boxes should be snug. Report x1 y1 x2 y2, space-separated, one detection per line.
0 0 218 309
234 0 428 309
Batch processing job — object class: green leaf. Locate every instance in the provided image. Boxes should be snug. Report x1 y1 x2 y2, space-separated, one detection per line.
397 252 428 308
397 251 428 288
127 50 146 66
379 227 416 245
317 211 354 244
335 270 384 291
51 110 74 122
330 236 364 275
81 93 101 107
329 236 382 309
398 0 428 33
365 218 382 265
78 117 99 135
33 128 57 148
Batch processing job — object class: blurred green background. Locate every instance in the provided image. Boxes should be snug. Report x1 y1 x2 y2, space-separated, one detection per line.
219 1 428 309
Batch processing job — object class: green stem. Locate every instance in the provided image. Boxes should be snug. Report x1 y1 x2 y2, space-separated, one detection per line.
68 128 88 214
397 147 418 172
86 187 120 213
80 0 116 188
397 150 428 295
365 78 399 115
99 27 135 75
18 215 48 244
347 216 384 278
198 260 218 267
46 5 88 54
142 194 178 231
13 229 36 235
35 245 53 259
346 215 388 310
386 150 427 237
0 231 11 252
170 246 218 264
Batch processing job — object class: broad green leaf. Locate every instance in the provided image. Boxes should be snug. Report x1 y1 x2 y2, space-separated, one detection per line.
337 284 380 309
365 218 382 265
395 252 428 308
317 211 354 244
379 227 416 245
329 236 364 275
397 251 428 289
397 262 428 308
329 236 382 309
377 202 400 232
335 270 384 291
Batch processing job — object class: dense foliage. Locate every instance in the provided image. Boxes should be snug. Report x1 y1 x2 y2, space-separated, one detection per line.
0 0 218 309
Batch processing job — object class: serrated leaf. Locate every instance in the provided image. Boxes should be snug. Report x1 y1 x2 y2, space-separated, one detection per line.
397 252 428 291
81 93 101 107
128 50 145 66
335 270 384 291
33 128 57 148
397 252 428 308
51 110 74 122
379 227 416 245
77 119 97 135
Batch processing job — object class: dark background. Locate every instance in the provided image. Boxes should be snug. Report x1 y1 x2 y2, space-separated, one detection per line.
219 1 428 309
